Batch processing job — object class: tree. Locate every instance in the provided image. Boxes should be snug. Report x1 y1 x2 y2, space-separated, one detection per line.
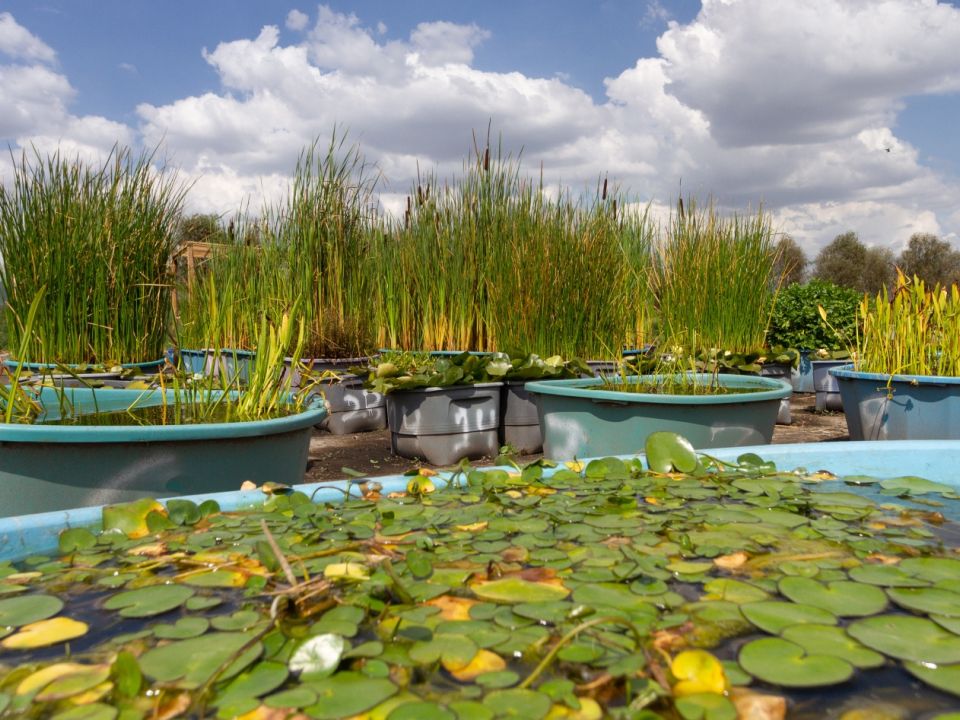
813 231 893 295
897 232 960 287
174 213 225 247
772 234 807 287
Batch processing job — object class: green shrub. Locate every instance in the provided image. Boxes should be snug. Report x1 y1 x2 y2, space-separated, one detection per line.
766 280 860 351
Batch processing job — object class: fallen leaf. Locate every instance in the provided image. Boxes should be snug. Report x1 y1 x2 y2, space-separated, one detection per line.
17 663 88 695
714 552 749 570
426 595 477 621
730 688 787 720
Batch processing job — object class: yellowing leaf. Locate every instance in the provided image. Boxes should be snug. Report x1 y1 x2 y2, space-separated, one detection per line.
323 563 370 581
454 521 488 532
418 468 437 477
2 617 89 649
713 552 749 570
504 490 523 499
426 595 477 621
546 698 604 719
564 461 585 473
671 649 729 697
36 665 110 701
17 663 88 695
445 649 506 680
102 498 166 539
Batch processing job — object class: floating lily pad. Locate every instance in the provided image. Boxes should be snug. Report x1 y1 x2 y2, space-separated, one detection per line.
103 584 194 618
780 624 885 668
778 577 888 617
646 432 698 474
880 476 955 495
888 587 960 617
215 661 289 707
0 594 63 627
482 688 552 719
302 672 397 719
738 637 854 687
153 616 209 639
49 704 117 720
387 701 456 720
675 693 737 720
139 632 261 688
471 577 569 603
290 634 346 680
905 660 960 697
702 579 770 604
1 617 88 649
900 558 960 584
740 601 837 634
848 565 929 587
36 665 110 702
848 615 960 663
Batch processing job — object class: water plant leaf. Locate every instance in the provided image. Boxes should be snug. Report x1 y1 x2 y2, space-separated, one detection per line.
645 432 698 474
738 637 854 687
139 632 261 688
675 693 737 720
289 634 346 680
880 476 955 496
701 579 769 604
58 528 97 554
48 704 117 720
887 587 960 617
153 616 210 639
35 665 110 702
215 660 289 707
409 633 478 667
482 688 552 719
1 616 88 649
777 577 888 617
900 558 960 583
0 593 63 627
16 663 89 696
740 601 837 634
780 624 884 669
671 650 729 696
848 615 960 663
110 651 142 698
103 584 195 618
847 564 929 587
445 648 506 680
388 701 457 720
471 577 570 603
904 660 960 697
302 672 398 719
101 498 166 538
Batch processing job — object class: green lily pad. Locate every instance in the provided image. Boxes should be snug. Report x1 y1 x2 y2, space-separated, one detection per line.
740 601 837 634
571 583 659 615
409 633 478 667
901 558 960 583
387 701 456 720
103 584 194 618
302 672 397 719
211 610 261 631
880 476 955 495
780 624 885 668
847 564 929 587
482 688 551 719
475 670 520 689
904 660 960 697
471 577 570 603
215 660 289 707
738 637 854 687
778 577 888 617
58 528 97 554
265 686 319 709
932 615 960 635
646 432 698 474
153 616 210 639
140 632 261 688
848 615 960 663
49 704 117 720
888 587 960 617
0 594 63 627
702 579 770 604
37 665 111 701
675 693 737 720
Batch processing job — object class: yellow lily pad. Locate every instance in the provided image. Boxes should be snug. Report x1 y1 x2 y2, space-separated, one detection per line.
445 649 506 680
671 649 729 696
2 617 89 649
17 663 88 695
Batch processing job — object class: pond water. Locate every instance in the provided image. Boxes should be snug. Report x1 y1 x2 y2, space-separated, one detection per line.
1 447 960 719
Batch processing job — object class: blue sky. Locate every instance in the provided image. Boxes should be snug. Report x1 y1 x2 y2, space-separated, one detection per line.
2 1 959 253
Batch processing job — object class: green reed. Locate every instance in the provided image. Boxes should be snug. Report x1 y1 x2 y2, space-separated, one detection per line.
0 146 185 364
649 198 780 354
855 269 960 377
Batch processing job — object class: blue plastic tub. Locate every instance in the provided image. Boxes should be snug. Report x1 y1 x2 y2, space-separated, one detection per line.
2 439 958 563
3 357 166 373
179 348 255 383
0 386 325 518
832 364 960 440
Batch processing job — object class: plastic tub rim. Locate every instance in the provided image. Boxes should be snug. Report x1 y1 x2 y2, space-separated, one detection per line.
831 364 960 386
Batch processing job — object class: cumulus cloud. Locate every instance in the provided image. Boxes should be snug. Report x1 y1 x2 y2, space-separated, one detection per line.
285 9 309 32
0 12 56 63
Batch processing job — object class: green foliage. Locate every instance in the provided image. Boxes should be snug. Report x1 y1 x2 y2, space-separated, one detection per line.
772 234 807 287
0 145 185 364
897 232 960 288
813 231 894 295
767 280 861 351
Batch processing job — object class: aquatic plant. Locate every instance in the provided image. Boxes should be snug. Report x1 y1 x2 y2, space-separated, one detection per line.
767 280 860 352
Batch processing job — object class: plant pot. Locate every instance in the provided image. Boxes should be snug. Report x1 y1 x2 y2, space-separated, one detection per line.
526 374 792 460
282 356 372 389
385 383 502 465
832 365 960 440
812 359 846 411
791 350 815 393
179 348 255 384
0 386 326 517
313 375 386 435
3 357 166 374
499 380 542 453
759 362 793 425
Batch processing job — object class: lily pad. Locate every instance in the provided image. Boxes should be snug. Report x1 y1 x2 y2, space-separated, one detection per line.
482 688 552 719
471 577 570 603
215 660 289 707
778 577 888 617
780 624 885 669
888 587 960 617
1 617 88 649
904 660 960 697
0 594 63 627
848 564 929 587
848 615 960 663
738 637 854 687
900 558 960 584
153 616 210 640
290 634 346 679
740 601 837 634
103 584 194 618
646 432 698 474
302 672 398 719
139 632 261 688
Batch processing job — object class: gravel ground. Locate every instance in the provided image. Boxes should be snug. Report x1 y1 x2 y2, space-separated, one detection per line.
303 392 849 482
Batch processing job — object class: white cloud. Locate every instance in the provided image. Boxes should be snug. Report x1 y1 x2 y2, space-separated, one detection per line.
0 12 56 63
285 9 309 32
118 61 137 74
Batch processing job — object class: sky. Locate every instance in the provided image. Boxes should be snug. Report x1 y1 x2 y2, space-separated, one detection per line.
2 0 959 255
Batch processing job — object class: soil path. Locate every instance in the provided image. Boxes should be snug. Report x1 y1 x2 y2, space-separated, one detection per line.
303 392 848 483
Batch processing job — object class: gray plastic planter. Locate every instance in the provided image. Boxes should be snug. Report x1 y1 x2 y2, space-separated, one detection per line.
813 359 846 411
386 383 502 465
500 380 542 453
832 364 960 440
526 373 792 460
791 350 815 392
759 362 793 424
0 386 325 517
314 375 386 435
282 356 371 389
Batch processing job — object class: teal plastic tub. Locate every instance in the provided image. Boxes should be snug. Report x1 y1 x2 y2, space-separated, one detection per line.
526 373 792 459
3 357 166 373
2 439 958 563
832 364 960 440
179 348 255 383
0 386 325 517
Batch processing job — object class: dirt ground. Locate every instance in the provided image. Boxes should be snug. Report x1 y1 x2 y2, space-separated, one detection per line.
303 392 849 483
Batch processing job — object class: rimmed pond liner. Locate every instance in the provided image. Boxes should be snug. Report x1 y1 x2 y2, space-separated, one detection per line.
0 386 326 518
832 364 960 440
527 373 792 459
2 440 960 718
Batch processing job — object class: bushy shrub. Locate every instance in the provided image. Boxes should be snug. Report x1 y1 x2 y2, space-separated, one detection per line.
767 280 860 351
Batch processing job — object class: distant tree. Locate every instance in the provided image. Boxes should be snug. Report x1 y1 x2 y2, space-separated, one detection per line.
897 232 960 287
772 235 807 287
813 231 894 295
174 213 225 247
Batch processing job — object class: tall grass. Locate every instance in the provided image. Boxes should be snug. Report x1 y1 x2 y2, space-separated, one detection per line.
855 270 960 377
649 198 780 353
368 144 653 358
0 146 185 364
